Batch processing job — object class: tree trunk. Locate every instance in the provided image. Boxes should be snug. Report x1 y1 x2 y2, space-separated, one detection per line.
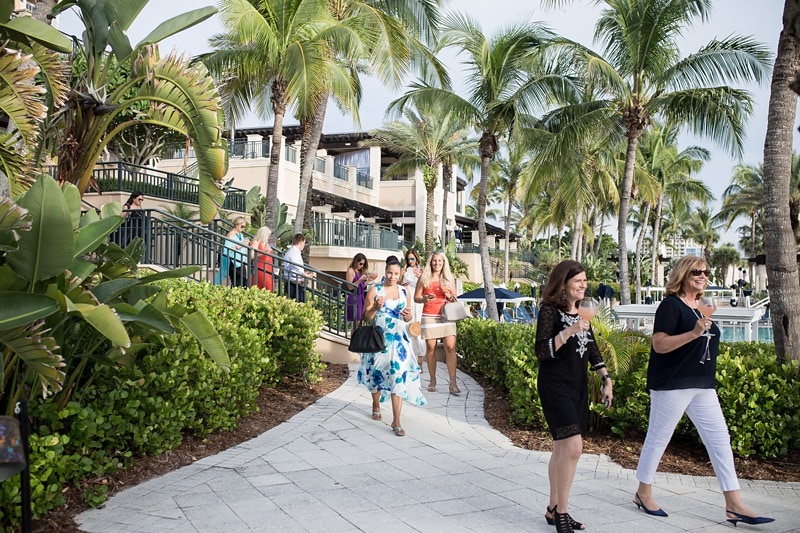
503 197 511 284
635 204 650 304
295 95 328 236
266 79 288 246
478 132 499 322
424 166 437 256
763 0 800 363
651 193 664 285
570 203 583 261
441 161 451 249
617 134 640 305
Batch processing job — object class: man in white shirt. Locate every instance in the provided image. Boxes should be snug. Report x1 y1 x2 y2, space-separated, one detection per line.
283 233 309 302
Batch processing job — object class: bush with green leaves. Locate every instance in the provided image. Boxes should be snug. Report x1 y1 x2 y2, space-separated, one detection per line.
456 319 799 460
1 278 325 529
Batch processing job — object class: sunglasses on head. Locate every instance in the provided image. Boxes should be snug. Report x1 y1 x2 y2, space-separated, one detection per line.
690 269 711 277
406 257 415 262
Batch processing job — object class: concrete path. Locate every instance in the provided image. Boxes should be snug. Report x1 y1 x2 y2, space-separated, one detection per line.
77 365 800 532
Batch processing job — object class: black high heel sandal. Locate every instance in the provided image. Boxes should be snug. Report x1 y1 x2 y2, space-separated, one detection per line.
546 506 584 531
725 510 775 527
553 510 582 533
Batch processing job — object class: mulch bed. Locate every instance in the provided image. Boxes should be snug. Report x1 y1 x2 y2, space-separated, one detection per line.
31 363 799 532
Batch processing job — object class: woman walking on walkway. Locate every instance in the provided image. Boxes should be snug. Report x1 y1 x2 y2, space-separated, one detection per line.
401 249 424 368
357 258 426 436
414 251 460 394
534 260 612 532
634 255 774 527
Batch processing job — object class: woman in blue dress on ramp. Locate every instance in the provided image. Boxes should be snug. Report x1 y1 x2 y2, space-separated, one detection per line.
357 258 426 436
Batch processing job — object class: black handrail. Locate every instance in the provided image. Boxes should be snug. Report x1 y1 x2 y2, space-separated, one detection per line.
113 209 358 339
85 162 247 212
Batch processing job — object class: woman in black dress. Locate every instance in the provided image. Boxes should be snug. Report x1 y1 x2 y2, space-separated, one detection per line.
534 260 612 533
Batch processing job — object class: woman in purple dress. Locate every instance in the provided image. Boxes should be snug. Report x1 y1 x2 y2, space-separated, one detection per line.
346 253 375 327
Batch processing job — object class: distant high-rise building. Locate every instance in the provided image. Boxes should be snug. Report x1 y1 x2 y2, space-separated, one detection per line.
12 0 59 26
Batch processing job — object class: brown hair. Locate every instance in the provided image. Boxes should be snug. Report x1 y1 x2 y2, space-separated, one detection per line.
292 233 306 245
541 260 586 312
349 253 368 272
404 248 420 267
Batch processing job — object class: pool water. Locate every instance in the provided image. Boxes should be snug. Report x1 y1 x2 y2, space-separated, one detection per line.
720 324 773 343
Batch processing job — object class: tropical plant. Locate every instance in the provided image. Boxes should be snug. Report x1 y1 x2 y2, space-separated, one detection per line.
202 0 338 238
50 0 227 223
364 101 475 256
0 176 229 415
683 205 721 262
390 13 574 321
543 0 771 305
0 0 72 195
710 244 740 287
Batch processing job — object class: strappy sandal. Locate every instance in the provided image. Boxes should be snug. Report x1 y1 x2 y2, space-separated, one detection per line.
427 381 437 392
371 410 381 421
545 505 585 530
449 382 461 395
391 426 405 436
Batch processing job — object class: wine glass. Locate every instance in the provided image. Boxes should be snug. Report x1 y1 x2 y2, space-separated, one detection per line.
697 296 717 338
697 296 717 363
577 297 598 322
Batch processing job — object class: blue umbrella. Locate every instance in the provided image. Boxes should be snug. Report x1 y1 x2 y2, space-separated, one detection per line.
458 286 527 302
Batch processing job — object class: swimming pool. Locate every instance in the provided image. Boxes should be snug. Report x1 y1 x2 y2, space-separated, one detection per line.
720 324 773 343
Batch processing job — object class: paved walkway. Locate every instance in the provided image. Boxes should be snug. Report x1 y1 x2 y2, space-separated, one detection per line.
77 365 800 532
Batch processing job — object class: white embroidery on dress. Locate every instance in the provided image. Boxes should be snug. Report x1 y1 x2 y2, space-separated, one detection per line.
559 310 592 358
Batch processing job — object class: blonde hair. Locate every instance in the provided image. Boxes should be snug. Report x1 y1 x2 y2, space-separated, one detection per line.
253 226 271 244
232 216 246 227
420 251 455 288
665 255 708 297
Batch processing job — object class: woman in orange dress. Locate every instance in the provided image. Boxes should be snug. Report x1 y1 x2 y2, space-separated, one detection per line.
250 226 273 291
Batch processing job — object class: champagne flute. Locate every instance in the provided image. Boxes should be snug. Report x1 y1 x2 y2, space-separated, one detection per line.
577 297 598 322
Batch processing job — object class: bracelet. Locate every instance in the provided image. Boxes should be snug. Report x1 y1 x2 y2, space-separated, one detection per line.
558 331 566 344
601 373 612 383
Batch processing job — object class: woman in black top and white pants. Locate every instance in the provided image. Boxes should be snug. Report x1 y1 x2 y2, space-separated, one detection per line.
634 255 773 527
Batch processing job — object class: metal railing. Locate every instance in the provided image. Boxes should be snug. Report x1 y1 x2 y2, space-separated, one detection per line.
89 162 247 212
356 170 373 189
114 209 359 339
312 219 400 251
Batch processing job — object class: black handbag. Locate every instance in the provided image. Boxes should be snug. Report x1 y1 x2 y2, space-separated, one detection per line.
348 322 385 353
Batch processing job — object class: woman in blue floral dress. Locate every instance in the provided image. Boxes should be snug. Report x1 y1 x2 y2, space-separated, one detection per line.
357 258 426 436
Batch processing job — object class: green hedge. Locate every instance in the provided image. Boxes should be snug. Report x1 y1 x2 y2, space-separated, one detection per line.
0 280 325 529
456 320 800 460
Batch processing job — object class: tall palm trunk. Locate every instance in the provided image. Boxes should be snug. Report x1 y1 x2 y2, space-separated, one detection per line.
266 79 288 244
617 133 640 305
441 162 452 249
570 202 583 261
504 196 512 283
651 193 664 285
424 166 437 256
296 94 328 237
479 133 499 321
635 203 651 304
763 0 800 363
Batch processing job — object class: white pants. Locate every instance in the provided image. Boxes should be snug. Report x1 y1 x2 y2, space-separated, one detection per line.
636 388 740 492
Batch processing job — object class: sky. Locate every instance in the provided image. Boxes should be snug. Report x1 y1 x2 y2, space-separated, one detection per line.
58 0 795 247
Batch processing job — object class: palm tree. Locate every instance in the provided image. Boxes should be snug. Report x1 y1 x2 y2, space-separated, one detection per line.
718 163 765 264
710 244 740 287
637 122 711 286
293 0 448 240
390 13 574 321
203 0 336 237
543 0 771 304
489 137 528 284
683 205 721 262
363 102 475 255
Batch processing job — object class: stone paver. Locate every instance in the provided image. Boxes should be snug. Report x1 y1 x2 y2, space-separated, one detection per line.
77 365 800 532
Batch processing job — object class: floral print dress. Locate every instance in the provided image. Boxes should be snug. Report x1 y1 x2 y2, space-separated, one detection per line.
357 284 426 406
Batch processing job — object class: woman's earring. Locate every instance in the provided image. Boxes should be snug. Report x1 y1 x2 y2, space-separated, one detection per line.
561 290 567 299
